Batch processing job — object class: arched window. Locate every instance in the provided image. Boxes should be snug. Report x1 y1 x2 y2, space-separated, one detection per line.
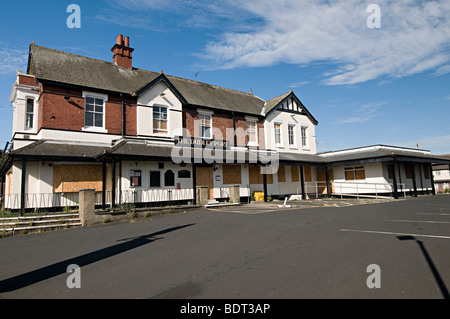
164 170 175 187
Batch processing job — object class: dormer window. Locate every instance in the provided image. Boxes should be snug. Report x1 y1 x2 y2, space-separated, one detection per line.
153 105 168 134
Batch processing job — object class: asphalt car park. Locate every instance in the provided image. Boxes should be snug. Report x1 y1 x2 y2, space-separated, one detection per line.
0 195 448 299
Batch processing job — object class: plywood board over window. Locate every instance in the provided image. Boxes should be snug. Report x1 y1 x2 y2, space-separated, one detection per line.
223 165 241 185
278 165 286 182
249 165 273 184
53 164 103 193
303 166 312 182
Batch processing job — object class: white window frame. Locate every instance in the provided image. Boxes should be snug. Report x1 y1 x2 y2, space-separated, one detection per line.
274 121 283 147
198 110 213 139
82 91 108 133
152 104 169 135
301 125 309 150
246 117 258 147
130 169 142 188
288 124 296 148
25 97 35 130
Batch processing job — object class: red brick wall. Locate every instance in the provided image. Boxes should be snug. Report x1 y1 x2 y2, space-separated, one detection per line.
182 106 265 148
18 74 38 87
37 83 137 135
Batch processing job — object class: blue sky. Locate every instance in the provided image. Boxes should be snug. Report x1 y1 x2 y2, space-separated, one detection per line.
0 0 449 154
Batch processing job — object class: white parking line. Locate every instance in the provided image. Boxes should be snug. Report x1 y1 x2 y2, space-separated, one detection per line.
386 219 450 224
341 229 450 240
416 213 450 216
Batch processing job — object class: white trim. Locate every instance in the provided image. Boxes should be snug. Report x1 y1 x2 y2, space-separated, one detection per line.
198 112 213 139
301 125 309 150
82 91 108 133
152 104 169 136
246 119 258 147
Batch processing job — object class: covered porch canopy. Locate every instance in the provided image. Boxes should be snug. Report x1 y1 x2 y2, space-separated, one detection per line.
318 145 450 199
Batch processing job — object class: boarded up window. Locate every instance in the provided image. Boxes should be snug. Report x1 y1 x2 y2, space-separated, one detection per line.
387 165 393 179
223 165 241 185
405 164 413 179
278 165 286 182
249 165 273 184
355 166 365 180
291 166 299 182
53 164 103 193
424 164 430 179
345 166 365 180
303 166 312 182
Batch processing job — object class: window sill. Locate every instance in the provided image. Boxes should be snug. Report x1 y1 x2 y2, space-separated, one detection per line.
82 127 108 134
275 144 284 148
247 142 259 147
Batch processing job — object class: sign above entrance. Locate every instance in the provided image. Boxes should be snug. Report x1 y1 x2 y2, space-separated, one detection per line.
175 136 230 150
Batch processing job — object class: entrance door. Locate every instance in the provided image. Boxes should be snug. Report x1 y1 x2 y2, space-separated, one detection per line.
196 166 214 199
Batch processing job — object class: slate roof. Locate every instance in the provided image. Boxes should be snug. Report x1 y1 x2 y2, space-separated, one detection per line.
27 44 265 116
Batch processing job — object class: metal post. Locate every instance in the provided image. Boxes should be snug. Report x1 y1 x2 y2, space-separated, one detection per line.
299 165 306 200
263 168 268 202
111 158 116 207
391 160 399 199
411 163 418 197
192 163 197 205
325 167 331 198
20 159 26 216
102 160 106 210
429 164 436 195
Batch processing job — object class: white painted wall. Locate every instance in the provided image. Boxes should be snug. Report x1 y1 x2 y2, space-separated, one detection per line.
137 82 183 138
264 110 316 154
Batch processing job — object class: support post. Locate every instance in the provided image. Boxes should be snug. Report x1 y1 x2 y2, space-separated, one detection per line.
111 158 116 207
325 166 331 198
102 160 106 210
263 167 268 202
392 160 399 199
429 164 436 195
411 163 418 197
192 163 197 205
299 165 306 200
20 159 26 216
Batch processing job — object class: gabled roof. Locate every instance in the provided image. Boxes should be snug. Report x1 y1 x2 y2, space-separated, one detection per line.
265 90 318 125
27 44 265 116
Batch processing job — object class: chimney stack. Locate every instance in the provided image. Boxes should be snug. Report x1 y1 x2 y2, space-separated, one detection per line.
111 34 134 69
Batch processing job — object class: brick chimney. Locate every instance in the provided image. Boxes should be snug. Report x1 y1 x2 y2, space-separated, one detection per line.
111 34 134 69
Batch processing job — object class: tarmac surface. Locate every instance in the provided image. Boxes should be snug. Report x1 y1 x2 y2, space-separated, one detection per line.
0 195 449 299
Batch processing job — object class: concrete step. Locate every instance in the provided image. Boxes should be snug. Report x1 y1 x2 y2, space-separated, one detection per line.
0 213 81 235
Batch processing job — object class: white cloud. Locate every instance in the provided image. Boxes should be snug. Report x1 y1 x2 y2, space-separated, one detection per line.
200 0 450 85
0 42 28 75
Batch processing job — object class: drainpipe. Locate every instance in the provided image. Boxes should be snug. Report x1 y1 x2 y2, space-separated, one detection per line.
121 93 126 137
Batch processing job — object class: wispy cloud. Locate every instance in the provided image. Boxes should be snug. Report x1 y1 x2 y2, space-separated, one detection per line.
0 42 28 75
288 81 309 88
101 0 450 85
393 134 450 153
336 101 388 124
200 0 450 85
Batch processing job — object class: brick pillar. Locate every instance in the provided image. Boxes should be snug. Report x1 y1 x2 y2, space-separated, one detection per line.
229 185 240 203
79 189 96 226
